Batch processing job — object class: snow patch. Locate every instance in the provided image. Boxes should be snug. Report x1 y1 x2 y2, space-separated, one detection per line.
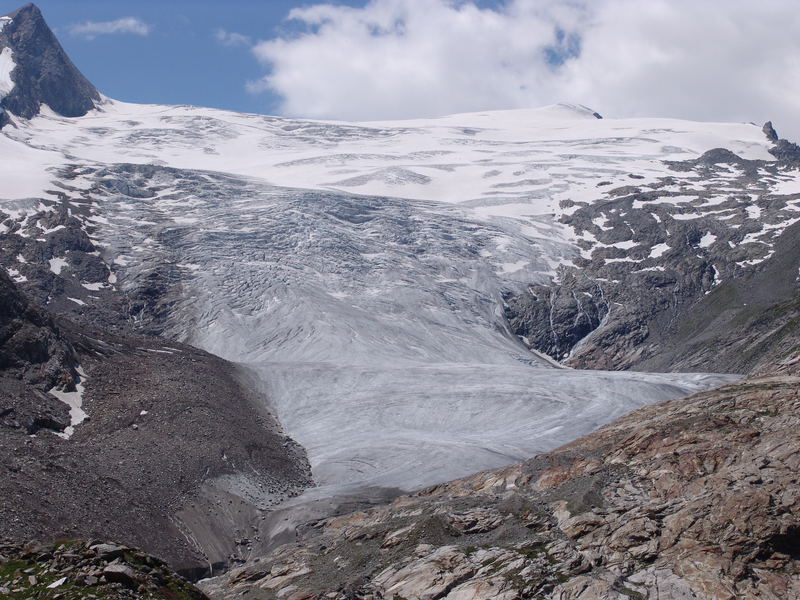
6 267 27 283
592 216 612 231
649 243 670 258
772 178 800 196
671 212 701 221
604 257 639 264
698 232 717 248
0 47 15 98
746 204 762 220
608 239 637 250
38 223 66 235
50 366 88 439
49 257 68 275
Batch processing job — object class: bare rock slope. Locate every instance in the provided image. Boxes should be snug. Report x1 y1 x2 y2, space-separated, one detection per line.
0 256 312 579
0 3 100 125
205 358 800 599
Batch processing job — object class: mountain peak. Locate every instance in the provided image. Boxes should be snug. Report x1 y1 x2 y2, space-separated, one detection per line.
0 2 99 126
5 3 42 19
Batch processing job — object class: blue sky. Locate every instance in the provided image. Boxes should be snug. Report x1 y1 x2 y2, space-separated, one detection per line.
2 0 798 139
2 1 367 114
4 0 504 115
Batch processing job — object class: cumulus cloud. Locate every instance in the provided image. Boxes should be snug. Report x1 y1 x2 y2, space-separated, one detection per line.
69 17 152 40
249 0 800 138
215 29 252 47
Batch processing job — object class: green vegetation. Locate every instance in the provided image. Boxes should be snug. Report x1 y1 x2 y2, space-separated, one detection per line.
0 554 203 600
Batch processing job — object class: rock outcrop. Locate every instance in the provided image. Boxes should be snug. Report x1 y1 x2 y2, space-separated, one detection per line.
204 362 800 599
0 269 78 434
0 539 209 599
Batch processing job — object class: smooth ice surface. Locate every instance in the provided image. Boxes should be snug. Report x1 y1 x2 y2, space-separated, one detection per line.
260 363 725 493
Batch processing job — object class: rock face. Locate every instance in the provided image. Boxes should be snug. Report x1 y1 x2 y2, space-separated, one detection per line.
204 363 800 599
0 3 100 122
505 127 800 373
0 538 209 599
0 269 78 434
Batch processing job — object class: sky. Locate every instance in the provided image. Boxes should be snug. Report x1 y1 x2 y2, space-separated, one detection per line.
4 0 800 138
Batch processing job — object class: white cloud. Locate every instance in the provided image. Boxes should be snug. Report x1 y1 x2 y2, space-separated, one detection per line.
215 29 252 47
249 0 800 139
69 17 152 40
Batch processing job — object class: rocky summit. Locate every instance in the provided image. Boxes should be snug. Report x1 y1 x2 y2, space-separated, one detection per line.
0 3 799 600
0 3 99 126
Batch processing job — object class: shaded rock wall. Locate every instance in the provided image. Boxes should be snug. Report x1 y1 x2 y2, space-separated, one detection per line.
0 3 99 121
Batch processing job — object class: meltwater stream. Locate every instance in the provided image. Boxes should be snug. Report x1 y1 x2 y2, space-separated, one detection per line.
95 167 734 500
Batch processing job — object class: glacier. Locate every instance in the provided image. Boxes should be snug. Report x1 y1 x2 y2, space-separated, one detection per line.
0 101 751 497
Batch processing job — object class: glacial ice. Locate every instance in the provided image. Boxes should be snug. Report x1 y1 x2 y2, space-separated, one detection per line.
1 102 758 496
86 169 735 494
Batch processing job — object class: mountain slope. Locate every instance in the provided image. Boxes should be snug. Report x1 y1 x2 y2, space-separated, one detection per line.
504 138 800 372
0 271 312 577
3 95 798 377
0 5 312 578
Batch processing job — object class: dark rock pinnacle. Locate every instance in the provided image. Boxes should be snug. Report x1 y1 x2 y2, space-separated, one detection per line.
0 3 100 124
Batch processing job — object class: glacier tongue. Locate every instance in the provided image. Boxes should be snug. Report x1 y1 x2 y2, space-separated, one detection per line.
87 165 735 494
259 362 723 493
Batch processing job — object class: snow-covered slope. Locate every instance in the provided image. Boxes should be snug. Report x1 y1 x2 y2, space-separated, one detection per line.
5 98 793 283
7 99 776 213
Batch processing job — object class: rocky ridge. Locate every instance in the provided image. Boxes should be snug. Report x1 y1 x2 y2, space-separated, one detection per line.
203 358 800 599
0 538 208 599
505 125 800 373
